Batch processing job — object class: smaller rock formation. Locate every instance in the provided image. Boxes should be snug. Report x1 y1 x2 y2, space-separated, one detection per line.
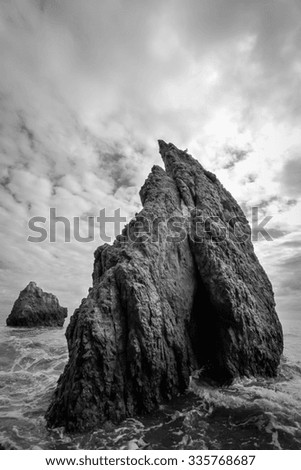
6 282 67 327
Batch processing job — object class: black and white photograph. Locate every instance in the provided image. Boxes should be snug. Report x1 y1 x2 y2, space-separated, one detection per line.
0 0 300 462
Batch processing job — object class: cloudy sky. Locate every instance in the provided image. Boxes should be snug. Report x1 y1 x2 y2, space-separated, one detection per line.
0 0 300 321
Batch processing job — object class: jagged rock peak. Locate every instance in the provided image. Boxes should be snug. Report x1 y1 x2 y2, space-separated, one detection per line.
46 140 283 431
6 282 67 327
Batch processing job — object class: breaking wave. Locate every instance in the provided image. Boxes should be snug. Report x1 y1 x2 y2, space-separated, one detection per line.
0 322 300 450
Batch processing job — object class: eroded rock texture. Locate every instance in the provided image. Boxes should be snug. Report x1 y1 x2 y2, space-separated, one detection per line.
6 281 67 327
46 141 283 431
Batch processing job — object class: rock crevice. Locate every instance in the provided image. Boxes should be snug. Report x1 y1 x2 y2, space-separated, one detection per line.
46 141 283 431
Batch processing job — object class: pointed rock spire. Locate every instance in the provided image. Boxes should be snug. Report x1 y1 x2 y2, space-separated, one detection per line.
45 141 283 431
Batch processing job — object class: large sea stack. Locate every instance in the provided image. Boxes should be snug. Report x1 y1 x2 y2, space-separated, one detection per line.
6 281 67 327
46 140 283 431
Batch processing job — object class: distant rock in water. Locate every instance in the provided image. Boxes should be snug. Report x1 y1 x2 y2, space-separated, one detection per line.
6 281 67 327
46 140 283 431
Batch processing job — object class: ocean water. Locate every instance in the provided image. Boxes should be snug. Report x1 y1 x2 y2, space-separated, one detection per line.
0 317 300 450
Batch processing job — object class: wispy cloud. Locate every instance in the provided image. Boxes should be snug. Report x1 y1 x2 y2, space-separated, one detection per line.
280 152 301 196
0 0 300 320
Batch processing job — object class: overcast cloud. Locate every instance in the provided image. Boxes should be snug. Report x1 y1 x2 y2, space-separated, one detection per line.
0 0 300 319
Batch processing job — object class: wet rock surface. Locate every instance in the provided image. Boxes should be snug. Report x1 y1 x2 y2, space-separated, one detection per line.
46 141 283 431
6 282 67 328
